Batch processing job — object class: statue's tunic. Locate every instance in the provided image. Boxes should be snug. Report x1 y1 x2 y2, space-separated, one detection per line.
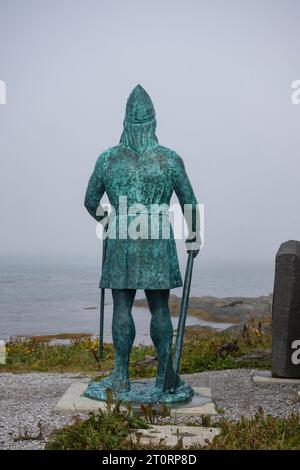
84 144 198 290
85 84 199 290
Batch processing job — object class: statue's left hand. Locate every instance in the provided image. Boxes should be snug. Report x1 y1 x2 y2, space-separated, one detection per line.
185 235 201 258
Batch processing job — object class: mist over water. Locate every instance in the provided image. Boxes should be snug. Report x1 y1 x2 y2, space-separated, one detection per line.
0 257 273 343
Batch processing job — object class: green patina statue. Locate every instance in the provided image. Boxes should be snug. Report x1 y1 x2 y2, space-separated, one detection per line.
84 85 200 404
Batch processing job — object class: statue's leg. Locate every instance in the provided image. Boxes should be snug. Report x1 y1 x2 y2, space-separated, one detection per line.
111 288 136 391
145 289 173 390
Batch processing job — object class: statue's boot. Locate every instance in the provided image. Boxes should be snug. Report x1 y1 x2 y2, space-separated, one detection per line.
98 372 130 393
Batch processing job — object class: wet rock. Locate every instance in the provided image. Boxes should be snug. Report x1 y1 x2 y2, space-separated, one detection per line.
134 294 272 324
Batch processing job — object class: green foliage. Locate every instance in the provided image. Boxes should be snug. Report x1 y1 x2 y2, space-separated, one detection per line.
179 328 271 374
2 336 114 373
1 336 155 374
0 325 271 375
46 406 148 450
129 344 156 378
46 406 300 450
206 408 300 450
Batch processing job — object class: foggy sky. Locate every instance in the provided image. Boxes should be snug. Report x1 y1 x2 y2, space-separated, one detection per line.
0 0 300 264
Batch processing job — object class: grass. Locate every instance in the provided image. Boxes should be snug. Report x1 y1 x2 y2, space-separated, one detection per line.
180 322 271 373
0 319 271 374
45 403 149 450
1 336 156 374
206 408 300 450
45 402 300 450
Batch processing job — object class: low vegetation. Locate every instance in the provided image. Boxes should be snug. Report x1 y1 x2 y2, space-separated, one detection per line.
45 403 150 450
0 320 271 374
205 408 300 450
45 402 300 450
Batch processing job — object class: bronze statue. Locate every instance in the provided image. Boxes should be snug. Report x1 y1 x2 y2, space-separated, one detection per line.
84 85 200 403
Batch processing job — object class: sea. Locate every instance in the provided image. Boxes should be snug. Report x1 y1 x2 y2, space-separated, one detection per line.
0 257 274 345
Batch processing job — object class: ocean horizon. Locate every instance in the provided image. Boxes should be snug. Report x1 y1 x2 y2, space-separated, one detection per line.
0 256 274 344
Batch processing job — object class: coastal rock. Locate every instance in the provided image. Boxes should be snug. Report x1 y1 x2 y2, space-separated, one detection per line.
134 294 272 324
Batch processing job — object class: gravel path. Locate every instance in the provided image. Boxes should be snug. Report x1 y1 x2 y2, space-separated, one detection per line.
186 369 300 422
0 369 300 449
0 373 89 450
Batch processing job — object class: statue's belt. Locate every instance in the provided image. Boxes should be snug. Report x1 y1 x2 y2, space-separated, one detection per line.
108 208 170 219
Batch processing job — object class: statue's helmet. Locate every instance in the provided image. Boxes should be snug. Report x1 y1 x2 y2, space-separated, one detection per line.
125 84 155 123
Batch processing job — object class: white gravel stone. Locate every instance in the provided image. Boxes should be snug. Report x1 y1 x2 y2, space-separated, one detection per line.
0 372 89 450
185 369 300 423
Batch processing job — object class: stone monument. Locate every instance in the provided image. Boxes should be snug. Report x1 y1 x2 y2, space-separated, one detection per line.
272 240 300 378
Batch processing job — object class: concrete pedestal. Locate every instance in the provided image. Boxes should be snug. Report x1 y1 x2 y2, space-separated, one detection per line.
54 379 217 416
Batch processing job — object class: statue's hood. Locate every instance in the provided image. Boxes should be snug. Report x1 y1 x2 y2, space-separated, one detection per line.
125 84 155 123
120 84 158 155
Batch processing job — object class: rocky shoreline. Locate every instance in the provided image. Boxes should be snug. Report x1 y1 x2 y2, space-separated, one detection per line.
134 294 272 326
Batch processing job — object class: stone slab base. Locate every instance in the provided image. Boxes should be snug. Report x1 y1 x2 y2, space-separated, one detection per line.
54 380 217 416
129 424 220 448
170 386 217 417
251 370 300 384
